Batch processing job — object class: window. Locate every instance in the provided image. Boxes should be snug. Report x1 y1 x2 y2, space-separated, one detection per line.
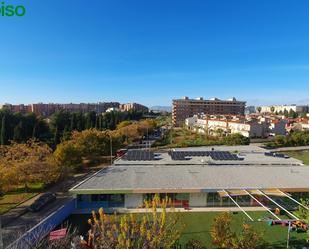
91 194 125 207
207 193 221 207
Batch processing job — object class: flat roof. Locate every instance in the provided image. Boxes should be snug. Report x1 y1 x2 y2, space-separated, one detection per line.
70 164 309 194
70 146 309 194
114 145 303 166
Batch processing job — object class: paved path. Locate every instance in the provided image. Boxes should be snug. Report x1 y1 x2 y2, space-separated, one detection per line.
270 145 309 152
1 169 99 248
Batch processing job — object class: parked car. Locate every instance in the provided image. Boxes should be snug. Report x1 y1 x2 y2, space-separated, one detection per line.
116 149 127 158
28 192 56 212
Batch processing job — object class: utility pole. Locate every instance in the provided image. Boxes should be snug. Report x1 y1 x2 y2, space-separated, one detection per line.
110 134 113 165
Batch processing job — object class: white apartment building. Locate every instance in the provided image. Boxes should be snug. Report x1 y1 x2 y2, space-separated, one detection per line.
260 105 308 114
185 116 263 138
185 115 287 138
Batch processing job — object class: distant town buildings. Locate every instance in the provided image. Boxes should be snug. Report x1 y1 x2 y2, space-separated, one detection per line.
0 101 148 117
185 114 287 138
172 97 246 127
119 103 149 113
259 105 308 114
245 106 256 114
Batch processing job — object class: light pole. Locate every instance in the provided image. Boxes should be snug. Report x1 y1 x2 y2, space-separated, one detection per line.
109 133 113 165
286 220 291 249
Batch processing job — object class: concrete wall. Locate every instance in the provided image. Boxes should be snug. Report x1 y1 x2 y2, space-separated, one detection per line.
125 194 143 208
189 193 207 207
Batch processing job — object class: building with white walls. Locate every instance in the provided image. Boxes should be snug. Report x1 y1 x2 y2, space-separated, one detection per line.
260 105 308 114
69 146 309 214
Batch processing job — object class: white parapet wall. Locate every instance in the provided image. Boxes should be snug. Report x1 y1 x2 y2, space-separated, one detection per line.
125 194 143 208
189 193 207 207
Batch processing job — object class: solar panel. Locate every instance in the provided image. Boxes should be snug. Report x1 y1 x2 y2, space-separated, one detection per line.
168 150 242 161
123 150 155 161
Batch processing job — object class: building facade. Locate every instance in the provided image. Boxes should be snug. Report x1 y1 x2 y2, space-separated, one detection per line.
70 147 309 214
260 105 309 114
172 97 246 127
185 116 263 138
119 103 149 113
185 115 287 138
1 102 121 116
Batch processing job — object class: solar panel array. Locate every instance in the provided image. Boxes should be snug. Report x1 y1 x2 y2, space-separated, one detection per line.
169 151 243 161
123 150 155 161
264 152 289 159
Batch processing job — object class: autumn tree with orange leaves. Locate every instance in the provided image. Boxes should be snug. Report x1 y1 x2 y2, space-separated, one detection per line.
86 194 184 249
0 139 59 192
211 212 264 249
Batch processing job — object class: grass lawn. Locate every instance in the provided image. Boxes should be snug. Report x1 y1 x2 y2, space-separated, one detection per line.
67 211 309 249
179 211 309 248
284 150 309 165
0 183 45 215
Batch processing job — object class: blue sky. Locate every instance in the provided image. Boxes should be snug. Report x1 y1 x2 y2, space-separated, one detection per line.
1 0 309 107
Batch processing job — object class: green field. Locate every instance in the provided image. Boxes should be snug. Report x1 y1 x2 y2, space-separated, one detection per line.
67 211 309 248
180 211 308 248
0 183 44 215
284 150 309 165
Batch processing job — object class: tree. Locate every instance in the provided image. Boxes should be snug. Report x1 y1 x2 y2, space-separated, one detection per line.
257 107 262 113
53 126 60 145
223 133 250 145
70 112 77 131
211 212 233 248
117 120 133 129
1 115 8 145
0 139 59 191
54 129 123 170
289 109 298 119
13 121 24 142
283 109 289 117
295 199 309 224
270 106 275 113
211 212 264 249
54 140 83 172
87 194 184 248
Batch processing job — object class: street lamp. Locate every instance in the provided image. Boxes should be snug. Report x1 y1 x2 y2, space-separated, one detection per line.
109 133 113 165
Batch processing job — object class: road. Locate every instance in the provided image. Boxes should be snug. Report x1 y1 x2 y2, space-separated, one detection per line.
1 170 97 248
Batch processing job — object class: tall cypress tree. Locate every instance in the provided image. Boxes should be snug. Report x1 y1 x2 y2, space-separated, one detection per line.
54 126 60 145
71 113 77 131
1 115 8 145
13 121 24 142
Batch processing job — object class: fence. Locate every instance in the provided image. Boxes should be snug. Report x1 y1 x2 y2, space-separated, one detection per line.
7 199 75 249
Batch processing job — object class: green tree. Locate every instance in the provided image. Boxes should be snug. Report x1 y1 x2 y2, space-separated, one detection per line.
223 133 250 145
54 126 61 145
70 112 77 131
13 121 24 142
1 115 8 145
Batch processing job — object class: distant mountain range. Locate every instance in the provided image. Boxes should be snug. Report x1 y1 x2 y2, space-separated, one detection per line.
150 106 172 112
